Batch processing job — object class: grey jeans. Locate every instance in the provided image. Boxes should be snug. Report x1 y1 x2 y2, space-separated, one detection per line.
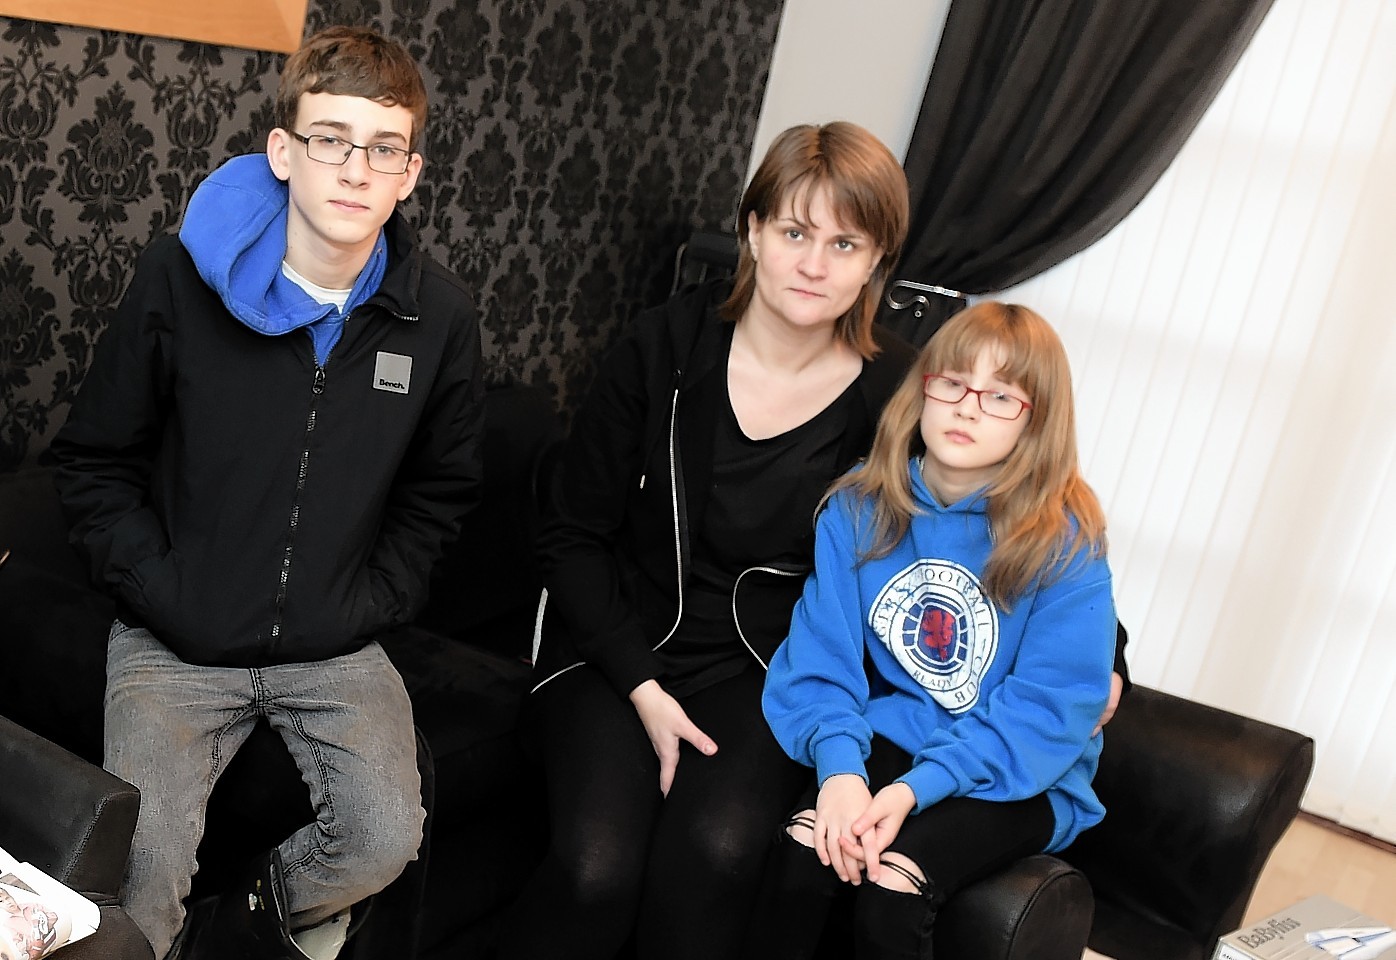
104 621 425 959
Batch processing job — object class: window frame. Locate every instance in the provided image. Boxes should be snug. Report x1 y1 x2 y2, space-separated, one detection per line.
0 0 308 53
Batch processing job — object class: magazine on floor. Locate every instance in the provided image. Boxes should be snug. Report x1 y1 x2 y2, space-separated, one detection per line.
0 846 99 960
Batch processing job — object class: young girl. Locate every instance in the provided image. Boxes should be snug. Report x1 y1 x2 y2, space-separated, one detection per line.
749 302 1116 959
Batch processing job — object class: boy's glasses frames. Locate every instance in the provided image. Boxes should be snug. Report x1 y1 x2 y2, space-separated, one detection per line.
291 133 412 175
923 374 1032 421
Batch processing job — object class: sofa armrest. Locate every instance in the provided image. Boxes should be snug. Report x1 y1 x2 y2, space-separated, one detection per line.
935 854 1093 960
0 713 140 898
1062 685 1314 960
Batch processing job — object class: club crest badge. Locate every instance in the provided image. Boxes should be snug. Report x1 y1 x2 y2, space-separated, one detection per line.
869 558 998 713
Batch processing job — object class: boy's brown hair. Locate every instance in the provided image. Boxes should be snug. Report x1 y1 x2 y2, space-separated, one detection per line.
275 26 428 150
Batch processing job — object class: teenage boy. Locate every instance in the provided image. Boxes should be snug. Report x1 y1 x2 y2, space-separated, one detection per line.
49 26 482 960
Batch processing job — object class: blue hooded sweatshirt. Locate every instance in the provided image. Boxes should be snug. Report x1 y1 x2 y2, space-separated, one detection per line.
178 154 386 365
762 460 1116 852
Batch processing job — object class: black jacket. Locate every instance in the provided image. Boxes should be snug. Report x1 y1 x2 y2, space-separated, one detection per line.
532 281 916 697
50 215 484 667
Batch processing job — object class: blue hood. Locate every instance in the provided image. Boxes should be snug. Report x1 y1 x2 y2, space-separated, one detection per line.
178 154 385 364
909 458 990 515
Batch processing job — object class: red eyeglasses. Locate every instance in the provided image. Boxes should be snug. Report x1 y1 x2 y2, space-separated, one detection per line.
923 375 1032 421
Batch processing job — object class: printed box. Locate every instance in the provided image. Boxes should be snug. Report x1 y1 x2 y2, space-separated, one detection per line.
1214 895 1396 960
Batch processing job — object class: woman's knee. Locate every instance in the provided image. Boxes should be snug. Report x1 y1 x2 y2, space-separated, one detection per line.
552 828 650 909
664 800 796 881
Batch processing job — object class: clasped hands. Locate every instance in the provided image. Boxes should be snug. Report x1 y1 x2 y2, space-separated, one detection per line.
627 680 915 887
809 774 916 886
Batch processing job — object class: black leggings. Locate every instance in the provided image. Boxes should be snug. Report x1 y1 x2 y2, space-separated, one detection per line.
496 663 809 960
744 737 1055 960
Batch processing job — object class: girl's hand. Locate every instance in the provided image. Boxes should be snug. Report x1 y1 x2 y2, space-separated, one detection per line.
848 782 916 884
628 679 717 796
814 774 873 884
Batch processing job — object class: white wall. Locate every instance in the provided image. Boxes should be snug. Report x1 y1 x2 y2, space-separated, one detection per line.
746 0 950 179
999 0 1396 843
753 0 1396 842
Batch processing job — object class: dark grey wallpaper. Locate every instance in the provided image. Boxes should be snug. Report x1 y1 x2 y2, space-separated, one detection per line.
0 0 783 471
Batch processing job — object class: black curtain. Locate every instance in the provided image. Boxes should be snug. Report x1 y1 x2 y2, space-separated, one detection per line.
881 0 1276 344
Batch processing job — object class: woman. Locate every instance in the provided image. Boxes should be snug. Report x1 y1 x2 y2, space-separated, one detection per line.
498 121 914 960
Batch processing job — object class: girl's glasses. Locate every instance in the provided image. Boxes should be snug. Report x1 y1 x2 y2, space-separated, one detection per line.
923 374 1032 421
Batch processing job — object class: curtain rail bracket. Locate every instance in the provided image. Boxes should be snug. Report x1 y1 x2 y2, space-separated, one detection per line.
886 279 968 318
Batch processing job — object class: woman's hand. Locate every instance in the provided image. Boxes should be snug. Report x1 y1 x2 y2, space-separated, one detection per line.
814 774 874 884
1093 671 1125 736
628 679 717 796
847 782 916 884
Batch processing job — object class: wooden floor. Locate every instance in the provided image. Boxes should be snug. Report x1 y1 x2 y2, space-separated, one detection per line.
1084 814 1396 960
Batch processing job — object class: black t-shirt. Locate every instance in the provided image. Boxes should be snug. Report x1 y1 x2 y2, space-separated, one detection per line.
657 351 858 697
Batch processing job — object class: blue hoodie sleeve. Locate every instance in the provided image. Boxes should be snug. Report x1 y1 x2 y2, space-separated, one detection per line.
895 554 1115 816
762 492 876 786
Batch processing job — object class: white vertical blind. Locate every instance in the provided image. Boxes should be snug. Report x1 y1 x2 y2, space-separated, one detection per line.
998 0 1396 842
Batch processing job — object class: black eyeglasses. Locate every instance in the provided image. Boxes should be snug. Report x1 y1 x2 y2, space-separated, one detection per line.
923 374 1033 421
291 132 413 175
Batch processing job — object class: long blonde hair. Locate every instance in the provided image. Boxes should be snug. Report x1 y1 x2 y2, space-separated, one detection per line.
828 302 1106 609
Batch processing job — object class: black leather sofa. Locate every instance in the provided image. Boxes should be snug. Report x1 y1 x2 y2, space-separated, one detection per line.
0 712 153 960
1 377 1314 960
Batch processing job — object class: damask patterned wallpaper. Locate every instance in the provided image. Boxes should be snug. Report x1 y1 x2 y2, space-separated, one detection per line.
0 0 783 471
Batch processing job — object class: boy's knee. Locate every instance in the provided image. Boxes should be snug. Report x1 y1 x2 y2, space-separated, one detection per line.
362 800 426 875
316 797 424 886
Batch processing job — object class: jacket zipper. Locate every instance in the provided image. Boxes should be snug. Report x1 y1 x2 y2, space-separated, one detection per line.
731 565 805 669
531 384 686 695
652 385 685 651
270 362 325 646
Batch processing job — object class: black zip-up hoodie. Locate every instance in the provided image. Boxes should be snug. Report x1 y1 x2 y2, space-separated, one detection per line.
531 280 915 697
50 174 483 668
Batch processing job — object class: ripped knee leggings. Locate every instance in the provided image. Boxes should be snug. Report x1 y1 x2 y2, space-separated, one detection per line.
743 736 1054 960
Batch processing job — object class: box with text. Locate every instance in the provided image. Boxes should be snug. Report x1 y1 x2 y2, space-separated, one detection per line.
1214 895 1396 960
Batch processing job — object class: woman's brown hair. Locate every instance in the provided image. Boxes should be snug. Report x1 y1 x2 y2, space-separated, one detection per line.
827 302 1107 608
721 122 908 359
275 26 429 151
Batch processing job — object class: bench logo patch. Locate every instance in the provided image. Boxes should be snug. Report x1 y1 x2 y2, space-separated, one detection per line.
373 352 412 395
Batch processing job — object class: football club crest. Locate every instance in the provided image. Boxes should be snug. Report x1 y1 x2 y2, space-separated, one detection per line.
869 559 998 713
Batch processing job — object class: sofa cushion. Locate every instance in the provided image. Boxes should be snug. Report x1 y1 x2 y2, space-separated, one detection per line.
380 625 546 955
0 553 113 763
0 465 89 584
416 382 560 659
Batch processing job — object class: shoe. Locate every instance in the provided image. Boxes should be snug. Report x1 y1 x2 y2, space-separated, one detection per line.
290 907 349 960
164 849 302 960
